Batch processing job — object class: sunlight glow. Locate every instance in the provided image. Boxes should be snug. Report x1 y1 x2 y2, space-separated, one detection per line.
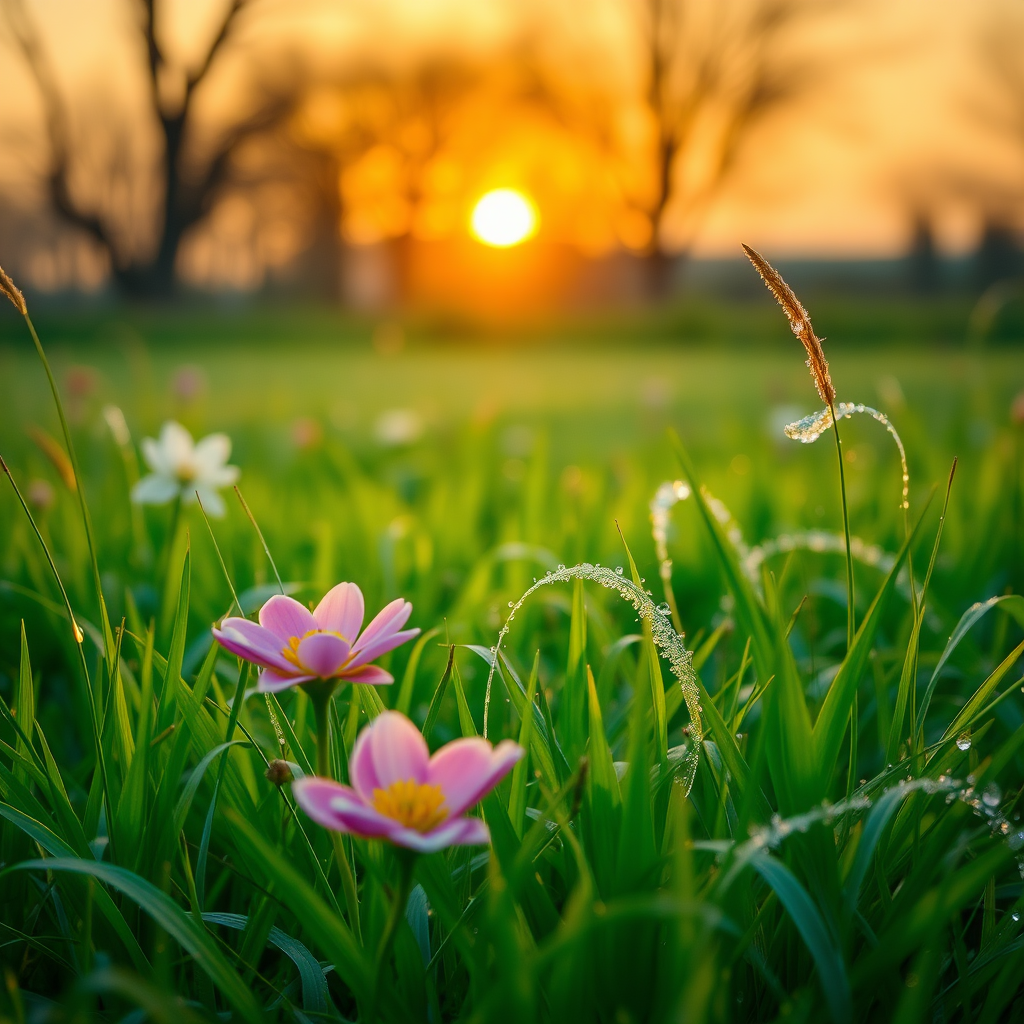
470 189 537 248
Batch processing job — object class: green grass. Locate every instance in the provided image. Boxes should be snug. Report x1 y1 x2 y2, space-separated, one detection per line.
1 303 1024 1023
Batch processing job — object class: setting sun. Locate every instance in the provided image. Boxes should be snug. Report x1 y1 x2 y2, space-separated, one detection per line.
470 189 537 247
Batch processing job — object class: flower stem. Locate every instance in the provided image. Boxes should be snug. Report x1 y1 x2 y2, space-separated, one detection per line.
371 852 416 1021
309 684 362 943
831 400 858 834
311 686 333 779
829 401 855 651
156 493 183 595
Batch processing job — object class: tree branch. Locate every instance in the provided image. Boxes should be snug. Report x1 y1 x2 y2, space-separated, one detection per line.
176 92 293 234
2 0 118 255
185 0 252 99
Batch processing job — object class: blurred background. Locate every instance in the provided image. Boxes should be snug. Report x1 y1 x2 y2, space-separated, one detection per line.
1 0 1023 728
0 0 1021 324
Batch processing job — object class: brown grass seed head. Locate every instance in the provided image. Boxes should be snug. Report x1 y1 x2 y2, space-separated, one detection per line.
0 265 27 316
741 243 836 406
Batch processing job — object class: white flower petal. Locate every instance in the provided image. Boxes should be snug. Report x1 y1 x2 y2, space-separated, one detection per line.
203 464 240 488
160 421 195 474
141 437 171 475
193 433 232 475
131 474 180 506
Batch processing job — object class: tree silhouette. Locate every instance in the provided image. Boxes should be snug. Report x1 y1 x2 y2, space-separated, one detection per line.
3 0 296 295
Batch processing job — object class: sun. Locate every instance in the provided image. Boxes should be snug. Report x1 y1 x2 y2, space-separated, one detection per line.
470 189 537 248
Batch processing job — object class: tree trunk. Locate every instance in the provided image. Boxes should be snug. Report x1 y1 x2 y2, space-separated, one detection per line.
643 245 678 303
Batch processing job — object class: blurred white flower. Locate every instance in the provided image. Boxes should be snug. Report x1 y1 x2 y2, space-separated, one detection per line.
131 421 239 517
374 409 422 447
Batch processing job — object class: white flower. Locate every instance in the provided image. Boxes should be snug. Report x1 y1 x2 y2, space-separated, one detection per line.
374 409 422 447
131 421 240 517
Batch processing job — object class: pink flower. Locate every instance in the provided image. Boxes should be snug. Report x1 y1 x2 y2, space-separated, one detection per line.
292 711 523 853
212 582 419 693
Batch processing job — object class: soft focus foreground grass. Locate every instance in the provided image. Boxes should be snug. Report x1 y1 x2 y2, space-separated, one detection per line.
1 313 1024 1023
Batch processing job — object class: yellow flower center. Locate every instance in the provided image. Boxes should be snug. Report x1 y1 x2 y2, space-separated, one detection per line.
280 629 349 669
372 779 447 833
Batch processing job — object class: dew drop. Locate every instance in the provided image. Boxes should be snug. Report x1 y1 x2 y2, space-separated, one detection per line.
956 732 972 752
615 566 624 575
1013 913 1021 923
983 784 1001 807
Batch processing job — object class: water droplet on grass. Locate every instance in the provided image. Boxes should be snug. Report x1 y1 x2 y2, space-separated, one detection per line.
956 732 972 751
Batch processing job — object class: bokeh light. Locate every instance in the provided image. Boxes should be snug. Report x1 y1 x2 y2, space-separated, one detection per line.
470 189 538 248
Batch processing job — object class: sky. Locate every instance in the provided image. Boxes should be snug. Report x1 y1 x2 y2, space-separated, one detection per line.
0 0 1021 266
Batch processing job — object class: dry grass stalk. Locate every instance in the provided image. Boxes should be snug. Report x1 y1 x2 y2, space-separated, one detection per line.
0 264 27 316
28 425 77 491
742 243 835 405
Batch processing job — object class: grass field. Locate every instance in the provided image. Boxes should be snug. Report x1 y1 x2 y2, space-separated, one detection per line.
1 298 1024 1022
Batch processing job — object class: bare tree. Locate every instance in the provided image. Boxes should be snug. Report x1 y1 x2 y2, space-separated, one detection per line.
627 0 838 297
2 0 300 295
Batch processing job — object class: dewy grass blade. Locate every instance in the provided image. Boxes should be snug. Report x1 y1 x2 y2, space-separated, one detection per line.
827 401 856 652
618 522 668 764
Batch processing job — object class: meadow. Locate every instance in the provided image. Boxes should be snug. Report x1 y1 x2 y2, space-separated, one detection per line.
0 290 1023 1023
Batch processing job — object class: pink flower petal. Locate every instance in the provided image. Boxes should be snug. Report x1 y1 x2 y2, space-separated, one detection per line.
213 618 293 672
295 633 351 678
346 628 420 670
313 582 364 640
258 668 314 692
427 739 523 818
352 599 413 653
292 778 397 838
349 711 429 801
389 815 491 853
342 665 394 685
259 595 316 642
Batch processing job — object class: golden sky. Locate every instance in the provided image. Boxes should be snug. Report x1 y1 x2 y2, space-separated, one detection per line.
0 0 1021 259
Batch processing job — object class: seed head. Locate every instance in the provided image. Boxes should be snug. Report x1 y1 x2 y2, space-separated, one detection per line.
742 244 835 406
0 265 27 316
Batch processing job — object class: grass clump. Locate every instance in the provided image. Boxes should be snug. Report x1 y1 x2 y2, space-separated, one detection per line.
1 260 1024 1023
